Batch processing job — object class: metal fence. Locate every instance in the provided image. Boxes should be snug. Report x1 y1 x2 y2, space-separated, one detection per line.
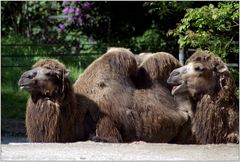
1 44 101 68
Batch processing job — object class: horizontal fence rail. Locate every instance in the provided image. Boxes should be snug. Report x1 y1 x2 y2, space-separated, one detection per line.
1 53 100 57
2 45 239 68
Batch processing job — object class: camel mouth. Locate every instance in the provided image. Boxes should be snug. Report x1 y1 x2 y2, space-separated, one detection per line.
18 78 34 91
171 82 187 95
167 67 188 95
19 84 32 90
167 75 186 95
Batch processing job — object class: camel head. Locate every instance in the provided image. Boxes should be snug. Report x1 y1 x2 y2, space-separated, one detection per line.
167 51 228 98
18 59 69 97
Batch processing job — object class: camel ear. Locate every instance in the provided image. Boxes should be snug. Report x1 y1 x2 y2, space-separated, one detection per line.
64 69 70 78
215 63 228 73
216 64 228 73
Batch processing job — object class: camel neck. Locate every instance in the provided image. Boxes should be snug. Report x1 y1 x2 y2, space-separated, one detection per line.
174 93 193 118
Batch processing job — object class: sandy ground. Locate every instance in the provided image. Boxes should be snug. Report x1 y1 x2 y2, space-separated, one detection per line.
1 141 239 161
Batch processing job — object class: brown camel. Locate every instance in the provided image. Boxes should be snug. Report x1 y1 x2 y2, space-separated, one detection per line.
18 59 87 142
74 48 190 143
167 50 239 144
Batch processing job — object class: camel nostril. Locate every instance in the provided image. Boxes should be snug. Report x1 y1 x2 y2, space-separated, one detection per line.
32 71 37 77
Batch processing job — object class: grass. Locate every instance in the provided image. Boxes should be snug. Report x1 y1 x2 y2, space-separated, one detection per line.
1 90 28 120
2 66 30 120
1 64 32 120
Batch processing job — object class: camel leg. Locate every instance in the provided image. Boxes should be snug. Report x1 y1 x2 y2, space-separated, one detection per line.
90 116 123 143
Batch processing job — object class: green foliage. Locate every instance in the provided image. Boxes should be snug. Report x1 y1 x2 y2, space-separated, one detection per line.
23 1 61 36
131 24 167 53
144 1 193 20
168 2 239 61
140 1 197 55
1 1 60 39
1 33 52 58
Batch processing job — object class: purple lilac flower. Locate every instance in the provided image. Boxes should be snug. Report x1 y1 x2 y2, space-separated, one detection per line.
63 0 69 5
63 7 69 14
75 8 82 16
68 7 75 13
83 2 91 9
67 16 74 23
58 24 65 31
77 17 83 25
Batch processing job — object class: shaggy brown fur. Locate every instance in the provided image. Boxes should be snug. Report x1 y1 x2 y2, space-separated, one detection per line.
134 52 181 90
74 48 189 143
168 50 239 144
19 59 86 142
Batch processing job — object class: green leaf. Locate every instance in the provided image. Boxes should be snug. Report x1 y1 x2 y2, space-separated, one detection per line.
212 14 217 20
65 35 73 41
32 27 41 35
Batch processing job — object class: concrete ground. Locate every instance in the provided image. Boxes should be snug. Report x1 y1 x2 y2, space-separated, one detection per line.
1 141 239 161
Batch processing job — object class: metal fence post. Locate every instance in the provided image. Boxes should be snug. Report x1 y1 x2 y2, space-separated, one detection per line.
179 48 184 65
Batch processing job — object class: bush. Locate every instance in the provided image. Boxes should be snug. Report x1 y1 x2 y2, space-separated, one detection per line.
168 2 239 93
168 2 239 61
131 25 167 53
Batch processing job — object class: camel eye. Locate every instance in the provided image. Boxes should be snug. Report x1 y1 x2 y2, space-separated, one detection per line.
45 71 54 76
45 71 59 78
